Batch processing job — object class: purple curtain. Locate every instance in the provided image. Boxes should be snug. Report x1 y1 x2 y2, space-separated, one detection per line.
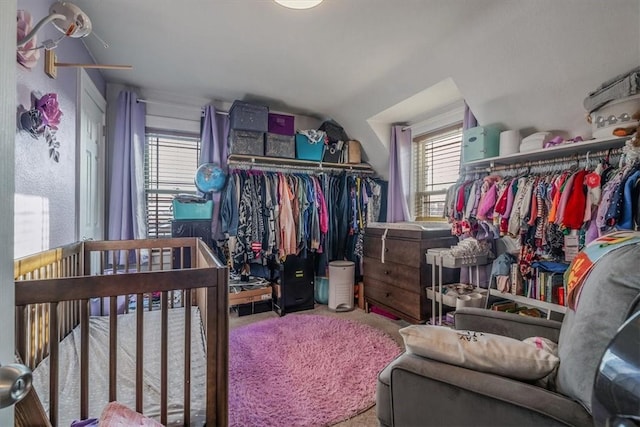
200 105 230 240
107 90 147 246
463 100 477 131
387 125 411 222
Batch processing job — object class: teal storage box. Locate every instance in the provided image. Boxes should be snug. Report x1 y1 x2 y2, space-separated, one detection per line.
462 126 500 163
295 134 325 161
315 276 329 304
172 198 213 220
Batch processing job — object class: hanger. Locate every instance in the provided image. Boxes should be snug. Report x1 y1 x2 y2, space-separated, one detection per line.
585 151 591 171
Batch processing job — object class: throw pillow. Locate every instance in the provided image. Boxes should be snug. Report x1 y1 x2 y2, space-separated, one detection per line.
399 325 560 381
99 401 163 426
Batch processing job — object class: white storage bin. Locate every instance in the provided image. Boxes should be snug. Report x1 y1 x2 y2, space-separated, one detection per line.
328 260 354 312
590 94 640 139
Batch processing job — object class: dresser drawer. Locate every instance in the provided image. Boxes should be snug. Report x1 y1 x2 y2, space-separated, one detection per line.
363 236 422 267
365 278 421 321
363 257 421 293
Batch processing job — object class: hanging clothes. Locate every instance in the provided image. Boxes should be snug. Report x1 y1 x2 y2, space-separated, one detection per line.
221 169 380 275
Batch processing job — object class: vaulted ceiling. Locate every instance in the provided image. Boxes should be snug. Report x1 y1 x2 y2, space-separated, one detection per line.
74 0 640 175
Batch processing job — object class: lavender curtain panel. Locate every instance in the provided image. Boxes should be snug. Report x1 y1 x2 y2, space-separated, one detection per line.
387 125 412 222
107 90 147 249
200 105 230 240
463 100 477 131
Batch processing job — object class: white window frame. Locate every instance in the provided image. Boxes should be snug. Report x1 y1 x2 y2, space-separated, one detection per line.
412 123 463 220
144 129 201 238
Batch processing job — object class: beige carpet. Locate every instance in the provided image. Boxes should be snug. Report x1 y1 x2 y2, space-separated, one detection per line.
229 304 408 426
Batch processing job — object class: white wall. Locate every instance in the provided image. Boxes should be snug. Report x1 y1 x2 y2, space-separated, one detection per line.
0 0 16 423
15 0 105 257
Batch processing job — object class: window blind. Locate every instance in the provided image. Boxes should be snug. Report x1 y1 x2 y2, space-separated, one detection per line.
144 132 201 238
413 123 463 220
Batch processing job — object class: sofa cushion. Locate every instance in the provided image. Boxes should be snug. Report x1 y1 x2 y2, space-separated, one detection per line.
556 243 640 412
399 325 559 380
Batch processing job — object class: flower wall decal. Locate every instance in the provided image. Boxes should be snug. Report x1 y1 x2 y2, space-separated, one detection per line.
19 92 63 162
36 93 62 130
17 10 41 70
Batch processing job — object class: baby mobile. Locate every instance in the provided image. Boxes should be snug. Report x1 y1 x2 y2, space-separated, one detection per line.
17 9 63 162
19 92 63 162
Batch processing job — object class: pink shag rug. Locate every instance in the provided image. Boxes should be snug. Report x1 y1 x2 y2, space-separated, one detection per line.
229 314 401 427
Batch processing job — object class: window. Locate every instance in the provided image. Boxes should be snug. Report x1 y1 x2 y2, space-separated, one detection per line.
144 131 201 238
412 123 462 220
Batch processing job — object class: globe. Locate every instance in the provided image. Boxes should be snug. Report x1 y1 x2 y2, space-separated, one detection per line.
195 163 227 193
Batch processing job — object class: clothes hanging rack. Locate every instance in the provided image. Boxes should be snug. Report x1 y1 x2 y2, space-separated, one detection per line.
465 146 625 176
227 154 376 175
136 98 229 115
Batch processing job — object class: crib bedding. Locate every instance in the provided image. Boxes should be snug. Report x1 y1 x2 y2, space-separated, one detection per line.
33 307 208 427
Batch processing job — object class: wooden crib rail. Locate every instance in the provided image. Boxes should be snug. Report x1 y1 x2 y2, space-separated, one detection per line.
14 242 83 280
15 238 228 427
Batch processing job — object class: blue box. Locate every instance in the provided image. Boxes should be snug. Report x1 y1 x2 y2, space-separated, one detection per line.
172 199 213 220
295 134 325 161
229 100 268 132
462 126 500 163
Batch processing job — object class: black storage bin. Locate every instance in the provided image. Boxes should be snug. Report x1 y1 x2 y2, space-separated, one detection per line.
322 143 343 163
229 129 265 156
229 100 269 132
265 133 295 158
237 300 273 316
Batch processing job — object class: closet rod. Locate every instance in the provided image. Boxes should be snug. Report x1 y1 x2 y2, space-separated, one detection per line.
468 146 624 174
136 98 229 115
228 161 376 175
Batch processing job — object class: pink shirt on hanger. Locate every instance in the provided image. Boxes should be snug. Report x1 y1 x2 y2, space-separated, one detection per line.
278 173 297 258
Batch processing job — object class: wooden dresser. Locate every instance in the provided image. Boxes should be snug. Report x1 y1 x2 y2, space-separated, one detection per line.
363 223 458 323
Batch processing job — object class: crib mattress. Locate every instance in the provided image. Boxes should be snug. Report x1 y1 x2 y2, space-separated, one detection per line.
33 307 207 427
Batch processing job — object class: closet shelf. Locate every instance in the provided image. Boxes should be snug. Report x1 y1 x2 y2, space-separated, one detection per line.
463 136 630 169
489 289 567 316
227 154 376 174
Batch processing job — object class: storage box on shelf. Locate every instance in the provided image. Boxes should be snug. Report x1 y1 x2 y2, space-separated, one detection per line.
229 129 265 156
462 126 500 163
295 134 325 161
322 144 343 163
347 140 362 164
590 94 640 139
268 113 295 136
265 133 295 158
229 100 269 132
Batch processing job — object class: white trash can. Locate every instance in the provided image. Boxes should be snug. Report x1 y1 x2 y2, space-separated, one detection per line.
328 260 355 312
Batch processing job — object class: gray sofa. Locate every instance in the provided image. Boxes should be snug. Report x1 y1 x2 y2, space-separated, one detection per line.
377 243 640 427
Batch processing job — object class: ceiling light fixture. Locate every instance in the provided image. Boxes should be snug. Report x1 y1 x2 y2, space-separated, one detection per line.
274 0 323 10
17 2 92 48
